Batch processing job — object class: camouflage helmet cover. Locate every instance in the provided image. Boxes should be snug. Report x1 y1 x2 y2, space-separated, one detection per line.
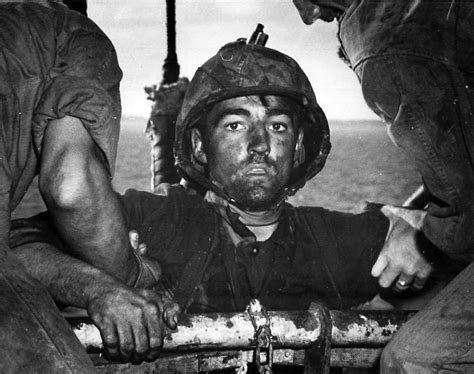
175 39 331 203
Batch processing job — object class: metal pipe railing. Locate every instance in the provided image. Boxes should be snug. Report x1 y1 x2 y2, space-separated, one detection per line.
71 309 414 352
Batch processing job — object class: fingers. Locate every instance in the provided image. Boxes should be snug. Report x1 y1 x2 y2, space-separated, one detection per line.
90 287 165 364
163 301 181 330
373 255 433 291
116 324 134 363
129 311 154 363
138 243 147 256
372 249 433 291
143 303 164 361
411 265 432 291
377 263 400 288
129 230 139 250
130 230 148 255
371 254 388 278
123 300 163 364
393 268 430 292
393 275 414 292
100 322 120 360
372 212 433 291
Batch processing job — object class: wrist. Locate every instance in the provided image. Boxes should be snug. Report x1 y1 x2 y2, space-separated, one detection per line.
380 205 426 230
131 248 145 288
415 231 444 266
129 249 161 289
84 273 125 309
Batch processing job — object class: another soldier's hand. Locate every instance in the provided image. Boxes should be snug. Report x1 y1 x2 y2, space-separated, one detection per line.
371 206 433 291
129 230 182 330
87 285 164 364
129 230 162 289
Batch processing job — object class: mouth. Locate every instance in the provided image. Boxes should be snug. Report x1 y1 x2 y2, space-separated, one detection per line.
244 163 276 177
247 167 268 175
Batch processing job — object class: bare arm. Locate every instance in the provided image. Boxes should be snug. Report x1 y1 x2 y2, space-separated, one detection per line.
39 116 138 285
13 240 165 363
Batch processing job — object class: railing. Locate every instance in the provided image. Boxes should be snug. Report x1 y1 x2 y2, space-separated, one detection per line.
69 302 414 373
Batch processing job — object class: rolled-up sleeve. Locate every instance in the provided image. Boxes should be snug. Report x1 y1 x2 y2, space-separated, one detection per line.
33 9 123 176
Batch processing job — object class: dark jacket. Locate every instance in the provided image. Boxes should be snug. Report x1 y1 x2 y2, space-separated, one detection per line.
338 0 474 71
119 186 388 312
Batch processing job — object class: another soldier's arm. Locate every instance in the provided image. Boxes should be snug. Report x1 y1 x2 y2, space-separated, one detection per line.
39 116 139 285
13 239 165 363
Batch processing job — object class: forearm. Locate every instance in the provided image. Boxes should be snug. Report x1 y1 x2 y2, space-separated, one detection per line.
13 240 170 363
39 116 137 285
46 156 136 283
13 241 122 309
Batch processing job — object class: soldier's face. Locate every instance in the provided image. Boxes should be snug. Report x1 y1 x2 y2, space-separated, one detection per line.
292 0 346 24
192 95 304 211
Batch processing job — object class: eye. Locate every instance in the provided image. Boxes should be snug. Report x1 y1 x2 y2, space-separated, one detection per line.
269 122 288 132
225 122 244 131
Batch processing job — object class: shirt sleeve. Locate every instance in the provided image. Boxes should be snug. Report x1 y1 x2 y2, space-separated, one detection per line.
9 211 64 251
325 208 389 304
32 6 122 176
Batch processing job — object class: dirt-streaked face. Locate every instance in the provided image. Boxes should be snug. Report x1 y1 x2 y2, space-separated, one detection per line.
292 0 347 24
192 95 304 211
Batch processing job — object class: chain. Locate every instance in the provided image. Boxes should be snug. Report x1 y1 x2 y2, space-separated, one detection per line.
247 299 274 374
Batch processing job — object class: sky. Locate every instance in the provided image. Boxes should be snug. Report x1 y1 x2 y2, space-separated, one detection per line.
88 0 378 121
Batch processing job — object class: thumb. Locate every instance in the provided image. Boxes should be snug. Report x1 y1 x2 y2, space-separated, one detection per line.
163 302 182 330
138 243 147 256
129 230 139 250
371 254 388 278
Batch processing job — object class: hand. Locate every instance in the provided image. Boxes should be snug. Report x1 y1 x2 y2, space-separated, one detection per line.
371 206 433 292
129 230 162 289
129 230 182 329
87 285 165 364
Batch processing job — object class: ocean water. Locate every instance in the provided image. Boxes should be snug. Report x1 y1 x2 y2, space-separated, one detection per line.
12 117 420 219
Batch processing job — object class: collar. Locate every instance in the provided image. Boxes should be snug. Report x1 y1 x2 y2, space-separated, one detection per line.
205 190 283 225
205 190 283 242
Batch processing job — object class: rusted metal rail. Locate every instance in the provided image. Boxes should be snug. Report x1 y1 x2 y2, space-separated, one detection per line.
70 308 414 371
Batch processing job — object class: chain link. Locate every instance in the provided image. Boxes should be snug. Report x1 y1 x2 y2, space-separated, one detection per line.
247 299 274 374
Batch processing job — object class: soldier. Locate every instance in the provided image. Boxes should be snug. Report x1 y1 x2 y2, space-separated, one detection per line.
10 37 433 367
292 1 474 372
0 1 158 371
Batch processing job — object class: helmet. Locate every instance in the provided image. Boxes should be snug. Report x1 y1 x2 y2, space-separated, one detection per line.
175 38 331 205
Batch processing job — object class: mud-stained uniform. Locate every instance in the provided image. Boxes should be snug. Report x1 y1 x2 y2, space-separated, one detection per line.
339 0 474 260
0 1 121 372
119 186 388 312
337 1 474 371
11 185 389 313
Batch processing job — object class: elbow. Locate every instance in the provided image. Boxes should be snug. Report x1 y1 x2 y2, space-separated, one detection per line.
40 168 92 211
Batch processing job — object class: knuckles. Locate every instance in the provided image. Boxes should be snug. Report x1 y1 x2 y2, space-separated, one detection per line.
88 288 165 364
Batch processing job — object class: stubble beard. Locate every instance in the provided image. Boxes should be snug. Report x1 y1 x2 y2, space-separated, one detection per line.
224 159 286 211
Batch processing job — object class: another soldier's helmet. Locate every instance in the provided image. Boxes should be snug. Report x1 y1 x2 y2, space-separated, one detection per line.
175 38 331 206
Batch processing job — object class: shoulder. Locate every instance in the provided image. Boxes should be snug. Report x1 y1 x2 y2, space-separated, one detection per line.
290 204 389 238
291 204 385 221
119 184 213 227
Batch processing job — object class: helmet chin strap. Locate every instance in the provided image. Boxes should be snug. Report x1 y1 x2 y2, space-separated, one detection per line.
204 189 284 227
207 179 294 213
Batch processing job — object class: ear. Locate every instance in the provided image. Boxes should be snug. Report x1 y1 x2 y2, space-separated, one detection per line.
191 127 207 164
293 128 305 168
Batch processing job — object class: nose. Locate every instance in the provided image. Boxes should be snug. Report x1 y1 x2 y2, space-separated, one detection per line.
248 125 270 157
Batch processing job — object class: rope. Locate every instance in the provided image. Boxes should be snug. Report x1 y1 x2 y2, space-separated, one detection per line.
163 0 180 84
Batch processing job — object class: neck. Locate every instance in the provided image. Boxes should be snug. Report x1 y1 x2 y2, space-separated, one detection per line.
230 204 282 241
229 204 282 226
205 191 283 241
